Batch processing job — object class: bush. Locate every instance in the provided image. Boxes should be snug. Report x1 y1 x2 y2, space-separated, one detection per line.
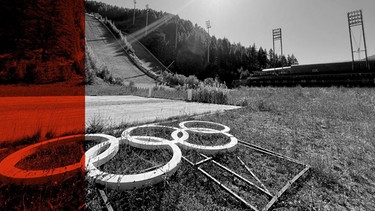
85 66 95 85
192 87 228 105
185 75 200 89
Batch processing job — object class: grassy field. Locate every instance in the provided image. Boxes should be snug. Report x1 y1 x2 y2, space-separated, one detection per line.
1 86 374 210
84 86 375 210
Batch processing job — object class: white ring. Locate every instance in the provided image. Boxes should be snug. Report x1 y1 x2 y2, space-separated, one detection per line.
122 124 189 147
123 122 237 155
86 136 181 191
0 134 118 185
85 134 120 169
179 121 231 134
172 130 238 155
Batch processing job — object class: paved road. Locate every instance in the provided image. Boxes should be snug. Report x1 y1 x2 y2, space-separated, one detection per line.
0 96 240 142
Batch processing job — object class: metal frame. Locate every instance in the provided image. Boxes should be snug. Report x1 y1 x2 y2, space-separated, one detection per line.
348 10 370 71
272 28 283 66
182 141 310 211
98 188 114 211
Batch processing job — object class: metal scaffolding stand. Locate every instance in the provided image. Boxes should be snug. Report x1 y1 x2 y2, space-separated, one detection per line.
182 140 310 211
347 9 370 71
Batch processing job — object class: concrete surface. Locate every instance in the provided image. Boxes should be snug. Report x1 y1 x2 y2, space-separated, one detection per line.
0 96 240 142
85 95 240 127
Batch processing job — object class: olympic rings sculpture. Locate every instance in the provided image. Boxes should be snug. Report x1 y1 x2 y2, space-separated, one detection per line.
0 121 238 190
123 121 237 155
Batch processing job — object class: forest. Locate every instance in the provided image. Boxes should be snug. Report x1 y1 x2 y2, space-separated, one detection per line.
0 0 85 84
85 1 298 87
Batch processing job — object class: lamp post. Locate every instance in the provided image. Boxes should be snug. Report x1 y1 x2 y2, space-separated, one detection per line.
272 28 283 58
145 4 149 36
206 20 211 63
133 0 136 25
272 28 283 68
348 10 369 71
175 15 178 49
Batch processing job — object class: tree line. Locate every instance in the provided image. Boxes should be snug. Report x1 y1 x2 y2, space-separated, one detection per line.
0 0 85 84
85 1 298 87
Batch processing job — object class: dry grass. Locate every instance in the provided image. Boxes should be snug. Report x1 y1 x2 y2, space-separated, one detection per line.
85 86 375 210
204 87 375 210
1 86 374 210
0 135 85 210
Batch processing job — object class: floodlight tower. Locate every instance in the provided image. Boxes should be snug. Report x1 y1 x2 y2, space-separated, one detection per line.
206 20 211 63
133 0 136 25
348 9 370 71
272 28 283 68
145 4 150 36
272 28 283 58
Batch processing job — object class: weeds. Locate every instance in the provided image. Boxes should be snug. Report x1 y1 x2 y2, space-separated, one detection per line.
192 87 228 105
86 115 106 134
2 87 374 210
85 43 123 85
0 131 85 210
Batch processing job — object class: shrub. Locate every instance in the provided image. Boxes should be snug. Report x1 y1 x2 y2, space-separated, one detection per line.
192 87 228 105
85 66 95 85
185 75 200 89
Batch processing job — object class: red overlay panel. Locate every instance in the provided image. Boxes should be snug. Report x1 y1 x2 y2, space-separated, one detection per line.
0 0 86 209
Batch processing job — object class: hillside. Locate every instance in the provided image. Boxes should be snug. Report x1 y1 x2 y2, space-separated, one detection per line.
85 14 156 87
0 0 85 85
85 1 299 87
126 32 169 74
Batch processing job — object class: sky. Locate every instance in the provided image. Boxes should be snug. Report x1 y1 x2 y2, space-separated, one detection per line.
96 0 375 65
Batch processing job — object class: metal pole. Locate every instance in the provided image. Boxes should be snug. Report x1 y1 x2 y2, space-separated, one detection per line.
200 153 273 198
181 156 259 211
360 10 370 70
175 16 178 49
206 20 211 63
133 0 136 25
280 29 283 58
348 12 355 71
272 30 275 62
280 29 283 69
145 4 149 36
208 28 210 63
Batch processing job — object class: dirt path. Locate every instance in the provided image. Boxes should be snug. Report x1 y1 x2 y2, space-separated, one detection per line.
85 14 156 87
